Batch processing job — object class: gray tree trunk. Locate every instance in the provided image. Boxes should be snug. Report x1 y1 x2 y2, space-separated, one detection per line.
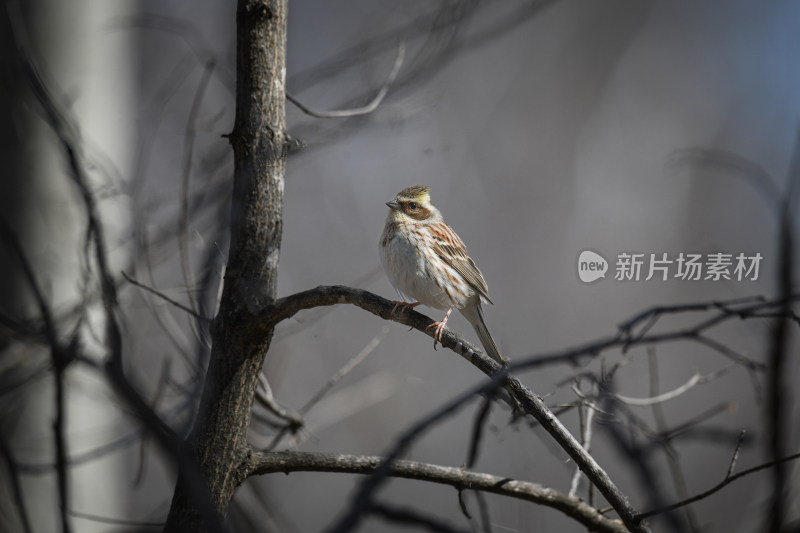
0 1 134 531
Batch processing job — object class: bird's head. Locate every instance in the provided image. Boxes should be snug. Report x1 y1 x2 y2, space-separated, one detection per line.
385 185 440 222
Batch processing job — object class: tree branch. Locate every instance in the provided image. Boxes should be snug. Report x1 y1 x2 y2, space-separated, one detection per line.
248 450 629 533
286 42 405 119
635 451 800 521
264 287 650 532
121 271 208 321
251 286 800 532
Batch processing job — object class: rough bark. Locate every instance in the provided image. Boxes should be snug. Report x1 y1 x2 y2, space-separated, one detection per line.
164 0 287 530
249 451 630 533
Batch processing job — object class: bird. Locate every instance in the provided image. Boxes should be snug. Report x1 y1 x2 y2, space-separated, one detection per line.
379 185 505 364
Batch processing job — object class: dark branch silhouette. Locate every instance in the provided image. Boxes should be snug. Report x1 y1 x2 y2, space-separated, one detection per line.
249 450 629 533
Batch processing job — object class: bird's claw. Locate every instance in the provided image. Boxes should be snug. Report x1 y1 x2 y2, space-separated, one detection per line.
425 321 447 350
425 306 453 351
390 300 420 316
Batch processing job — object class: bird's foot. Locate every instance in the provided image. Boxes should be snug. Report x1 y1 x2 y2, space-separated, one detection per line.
425 306 453 350
390 300 421 316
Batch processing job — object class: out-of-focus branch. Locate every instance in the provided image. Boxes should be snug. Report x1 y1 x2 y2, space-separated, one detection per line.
248 450 629 533
614 372 701 406
121 271 208 321
258 324 392 448
0 221 73 533
178 60 216 318
0 434 33 533
299 325 390 417
635 451 800 521
286 43 405 119
369 502 470 533
647 349 699 532
569 387 597 499
7 11 224 531
765 128 800 532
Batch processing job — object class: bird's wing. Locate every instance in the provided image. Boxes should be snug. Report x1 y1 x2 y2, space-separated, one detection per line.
429 224 494 305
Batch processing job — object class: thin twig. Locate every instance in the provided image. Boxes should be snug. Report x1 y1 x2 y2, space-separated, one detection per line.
615 373 701 406
136 230 199 377
456 489 471 521
134 359 174 488
286 42 405 118
371 501 469 533
657 402 735 442
299 326 390 416
69 509 162 528
569 394 595 499
726 430 746 479
261 326 390 449
636 452 800 520
121 271 207 321
466 396 492 469
647 348 699 532
255 373 302 426
473 491 492 533
178 60 216 318
0 434 33 533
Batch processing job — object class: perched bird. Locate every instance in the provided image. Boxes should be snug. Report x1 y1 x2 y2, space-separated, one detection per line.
379 185 505 364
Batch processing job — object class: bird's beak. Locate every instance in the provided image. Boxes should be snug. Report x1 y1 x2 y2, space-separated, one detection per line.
386 200 399 209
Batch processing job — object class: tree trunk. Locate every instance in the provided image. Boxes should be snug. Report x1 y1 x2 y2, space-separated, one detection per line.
164 0 287 530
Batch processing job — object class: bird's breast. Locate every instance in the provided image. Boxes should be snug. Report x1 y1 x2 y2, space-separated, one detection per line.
379 226 461 310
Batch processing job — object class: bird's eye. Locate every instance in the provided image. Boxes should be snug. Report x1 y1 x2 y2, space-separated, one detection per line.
408 202 418 210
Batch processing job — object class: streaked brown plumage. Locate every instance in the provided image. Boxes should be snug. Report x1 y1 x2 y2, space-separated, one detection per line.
379 185 504 363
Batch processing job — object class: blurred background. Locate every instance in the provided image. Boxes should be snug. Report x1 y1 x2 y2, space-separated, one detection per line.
1 0 799 532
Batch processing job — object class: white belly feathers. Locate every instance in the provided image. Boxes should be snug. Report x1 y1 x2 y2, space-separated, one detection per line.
380 231 454 311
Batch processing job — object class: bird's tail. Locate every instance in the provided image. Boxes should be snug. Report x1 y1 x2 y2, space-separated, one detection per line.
461 303 505 364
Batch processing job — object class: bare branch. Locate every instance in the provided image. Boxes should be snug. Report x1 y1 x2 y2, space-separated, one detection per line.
726 430 746 479
614 372 701 406
371 502 469 533
263 287 799 379
178 60 216 317
257 325 390 450
251 285 800 533
0 434 33 533
765 127 800 532
0 220 73 533
569 394 596 499
254 373 302 427
299 325 390 416
647 349 699 532
636 451 800 521
287 43 405 118
121 271 208 321
466 396 492 469
656 402 737 443
69 509 162 528
134 231 199 376
318 358 650 532
8 20 224 531
248 450 629 533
